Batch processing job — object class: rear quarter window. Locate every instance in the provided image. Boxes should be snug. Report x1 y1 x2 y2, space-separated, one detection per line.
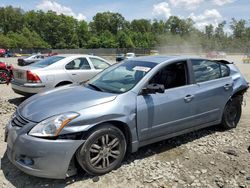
221 64 230 77
31 56 65 68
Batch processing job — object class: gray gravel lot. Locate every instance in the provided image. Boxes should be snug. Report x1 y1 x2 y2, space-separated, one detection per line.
0 56 249 188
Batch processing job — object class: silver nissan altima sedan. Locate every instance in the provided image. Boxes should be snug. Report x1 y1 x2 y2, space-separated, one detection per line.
11 54 111 95
5 56 248 179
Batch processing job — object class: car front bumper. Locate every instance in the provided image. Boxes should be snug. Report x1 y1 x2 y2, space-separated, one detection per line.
6 121 85 179
11 80 46 95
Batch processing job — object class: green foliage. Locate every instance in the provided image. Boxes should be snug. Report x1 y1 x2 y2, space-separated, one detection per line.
90 12 126 35
0 6 250 51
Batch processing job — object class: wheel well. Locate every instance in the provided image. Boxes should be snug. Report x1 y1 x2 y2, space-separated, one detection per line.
86 121 133 153
55 81 72 87
232 88 248 98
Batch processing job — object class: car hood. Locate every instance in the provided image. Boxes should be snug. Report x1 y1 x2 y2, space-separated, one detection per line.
18 85 117 122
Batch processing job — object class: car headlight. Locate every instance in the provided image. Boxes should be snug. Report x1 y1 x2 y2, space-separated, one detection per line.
29 112 79 137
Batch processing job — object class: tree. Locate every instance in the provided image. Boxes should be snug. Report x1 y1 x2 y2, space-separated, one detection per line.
0 6 24 34
117 31 134 48
131 19 152 33
99 30 117 48
77 20 89 48
205 24 214 39
90 12 126 35
165 16 194 36
87 36 100 48
215 21 226 39
230 18 246 39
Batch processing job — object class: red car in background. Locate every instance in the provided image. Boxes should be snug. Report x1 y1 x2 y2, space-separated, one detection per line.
206 51 227 59
0 62 13 84
0 49 6 57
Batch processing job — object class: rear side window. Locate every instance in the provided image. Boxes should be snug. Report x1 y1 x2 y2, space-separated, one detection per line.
65 58 91 70
192 60 229 83
90 58 109 69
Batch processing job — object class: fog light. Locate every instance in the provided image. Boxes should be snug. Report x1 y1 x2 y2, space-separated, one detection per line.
17 155 34 166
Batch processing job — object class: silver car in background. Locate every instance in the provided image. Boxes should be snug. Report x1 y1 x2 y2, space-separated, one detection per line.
11 54 111 95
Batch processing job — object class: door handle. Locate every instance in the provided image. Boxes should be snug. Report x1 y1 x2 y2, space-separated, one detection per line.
72 73 77 76
184 95 194 103
224 83 232 90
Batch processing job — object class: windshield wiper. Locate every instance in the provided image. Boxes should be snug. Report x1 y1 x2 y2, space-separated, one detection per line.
88 83 104 92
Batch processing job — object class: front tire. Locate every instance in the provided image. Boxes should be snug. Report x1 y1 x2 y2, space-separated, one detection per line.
76 124 127 175
221 97 242 129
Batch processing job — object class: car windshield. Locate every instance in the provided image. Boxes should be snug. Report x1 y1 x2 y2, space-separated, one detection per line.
87 60 156 93
31 56 65 68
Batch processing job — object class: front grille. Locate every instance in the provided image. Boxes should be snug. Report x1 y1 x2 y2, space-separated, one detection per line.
11 113 29 127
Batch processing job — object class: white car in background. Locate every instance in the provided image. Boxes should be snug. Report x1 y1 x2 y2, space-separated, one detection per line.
18 54 47 66
125 52 136 59
11 54 111 95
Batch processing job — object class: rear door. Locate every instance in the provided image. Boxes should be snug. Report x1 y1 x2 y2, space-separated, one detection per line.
190 59 233 125
65 58 95 83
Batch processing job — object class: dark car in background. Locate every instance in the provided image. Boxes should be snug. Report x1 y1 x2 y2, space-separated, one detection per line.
116 53 125 62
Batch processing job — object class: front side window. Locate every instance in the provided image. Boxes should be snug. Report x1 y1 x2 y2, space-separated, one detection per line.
65 58 91 70
192 60 221 83
149 61 188 90
88 60 156 93
90 58 109 69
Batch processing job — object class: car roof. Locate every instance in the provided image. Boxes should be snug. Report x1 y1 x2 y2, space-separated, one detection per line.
56 54 98 58
130 55 181 64
129 55 215 64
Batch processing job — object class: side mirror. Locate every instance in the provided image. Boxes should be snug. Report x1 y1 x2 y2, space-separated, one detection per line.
141 83 165 95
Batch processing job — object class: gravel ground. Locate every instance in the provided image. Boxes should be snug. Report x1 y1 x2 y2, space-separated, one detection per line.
0 56 249 188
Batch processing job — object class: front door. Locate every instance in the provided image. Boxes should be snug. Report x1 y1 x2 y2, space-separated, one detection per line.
136 61 197 141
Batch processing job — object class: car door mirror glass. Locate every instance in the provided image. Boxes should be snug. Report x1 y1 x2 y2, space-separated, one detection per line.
141 83 165 95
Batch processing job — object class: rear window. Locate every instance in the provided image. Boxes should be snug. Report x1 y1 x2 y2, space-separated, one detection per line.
31 56 65 68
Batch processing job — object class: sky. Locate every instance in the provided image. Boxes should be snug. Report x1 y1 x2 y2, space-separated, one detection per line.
1 0 250 31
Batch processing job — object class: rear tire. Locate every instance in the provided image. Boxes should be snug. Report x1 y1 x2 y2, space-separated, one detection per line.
76 124 126 175
221 97 242 129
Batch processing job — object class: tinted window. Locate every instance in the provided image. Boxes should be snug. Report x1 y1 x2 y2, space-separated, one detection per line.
192 60 221 83
31 56 65 68
65 58 91 70
149 61 188 89
90 58 109 69
221 64 230 77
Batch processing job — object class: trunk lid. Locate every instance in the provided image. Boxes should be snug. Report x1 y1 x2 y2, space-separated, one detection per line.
13 66 40 84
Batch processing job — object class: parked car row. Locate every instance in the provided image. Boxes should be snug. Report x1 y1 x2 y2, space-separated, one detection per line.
5 54 249 179
0 48 22 57
116 52 136 62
